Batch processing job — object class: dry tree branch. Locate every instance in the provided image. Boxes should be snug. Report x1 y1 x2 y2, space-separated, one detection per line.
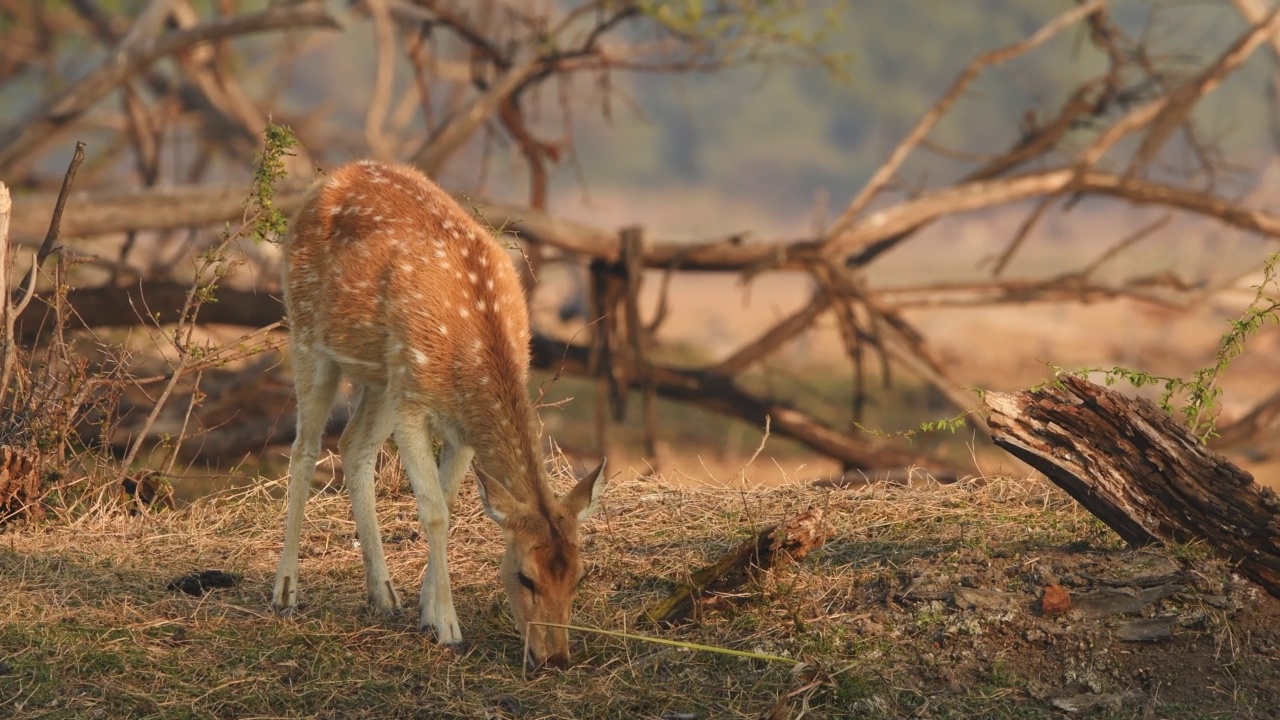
412 60 541 174
1080 5 1280 170
989 195 1058 277
874 277 1192 311
363 0 398 161
711 291 833 376
1075 213 1172 279
0 183 11 400
825 0 1105 242
0 3 340 173
1123 5 1280 178
1 143 85 408
825 168 1280 263
12 161 1280 277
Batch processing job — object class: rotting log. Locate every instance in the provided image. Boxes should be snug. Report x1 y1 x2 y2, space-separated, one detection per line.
983 375 1280 599
638 507 832 626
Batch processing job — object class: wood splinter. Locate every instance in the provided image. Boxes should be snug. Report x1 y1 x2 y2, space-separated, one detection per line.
639 507 832 626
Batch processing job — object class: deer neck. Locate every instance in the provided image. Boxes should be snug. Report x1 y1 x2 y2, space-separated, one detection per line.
458 373 548 504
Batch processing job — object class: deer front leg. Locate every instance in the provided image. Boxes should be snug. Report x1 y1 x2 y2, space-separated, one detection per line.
394 408 462 645
272 352 340 612
341 385 400 613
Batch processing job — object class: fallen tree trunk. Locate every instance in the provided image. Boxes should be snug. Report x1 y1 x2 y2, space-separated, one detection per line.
14 280 958 473
983 375 1280 599
638 507 832 626
7 185 818 272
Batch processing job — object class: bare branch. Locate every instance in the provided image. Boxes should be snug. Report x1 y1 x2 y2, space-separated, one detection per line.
363 0 398 161
826 0 1104 240
0 3 340 173
411 60 541 174
1080 6 1280 170
711 292 832 376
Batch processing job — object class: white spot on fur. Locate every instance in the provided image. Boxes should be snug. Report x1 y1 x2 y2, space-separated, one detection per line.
438 324 448 335
411 349 428 365
461 247 469 258
458 307 470 318
442 219 454 230
476 300 487 312
467 272 478 283
487 279 495 290
435 249 446 258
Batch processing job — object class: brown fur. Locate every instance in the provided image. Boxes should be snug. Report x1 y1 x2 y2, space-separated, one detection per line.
274 160 606 670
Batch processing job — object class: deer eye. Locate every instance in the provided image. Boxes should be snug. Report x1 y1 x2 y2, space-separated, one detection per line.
516 571 537 594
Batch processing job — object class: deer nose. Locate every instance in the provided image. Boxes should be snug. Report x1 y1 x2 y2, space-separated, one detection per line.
526 651 570 673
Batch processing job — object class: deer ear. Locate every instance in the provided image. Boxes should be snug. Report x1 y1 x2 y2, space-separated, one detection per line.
475 468 519 527
563 459 608 522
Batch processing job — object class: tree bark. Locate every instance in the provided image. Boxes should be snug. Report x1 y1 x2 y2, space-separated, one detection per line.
983 375 1280 599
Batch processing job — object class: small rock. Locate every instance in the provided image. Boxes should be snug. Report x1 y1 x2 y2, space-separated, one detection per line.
1114 617 1174 642
1199 594 1239 610
1088 554 1185 588
0 660 11 676
1071 584 1182 619
952 587 1026 613
1042 585 1072 616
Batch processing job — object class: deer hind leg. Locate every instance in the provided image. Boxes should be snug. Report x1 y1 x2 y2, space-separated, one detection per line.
272 348 340 612
340 384 400 612
395 407 462 645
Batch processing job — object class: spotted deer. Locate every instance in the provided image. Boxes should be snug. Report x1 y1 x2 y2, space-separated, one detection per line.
271 160 608 671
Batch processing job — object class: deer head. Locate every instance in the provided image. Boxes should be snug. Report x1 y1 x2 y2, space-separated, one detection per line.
476 461 607 671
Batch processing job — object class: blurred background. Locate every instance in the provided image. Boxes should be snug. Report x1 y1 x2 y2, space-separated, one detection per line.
3 0 1279 508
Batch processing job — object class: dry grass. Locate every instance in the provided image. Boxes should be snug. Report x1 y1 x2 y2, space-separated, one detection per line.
1 466 1275 719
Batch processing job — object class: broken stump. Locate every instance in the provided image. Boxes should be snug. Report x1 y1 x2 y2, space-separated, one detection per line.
983 375 1280 599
